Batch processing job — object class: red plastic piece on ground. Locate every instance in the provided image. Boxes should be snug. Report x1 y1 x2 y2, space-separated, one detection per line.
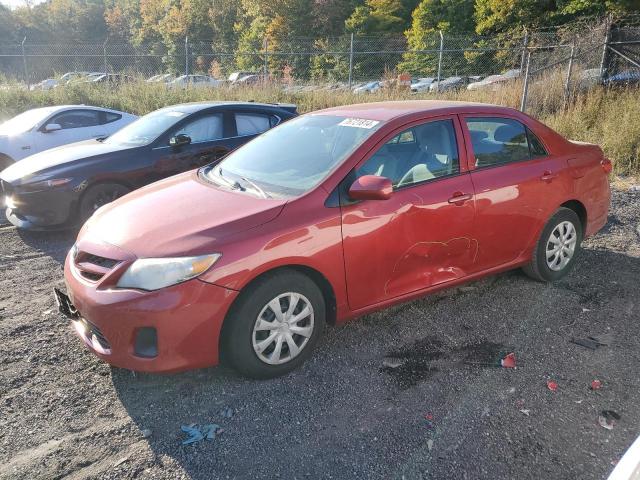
424 412 434 421
591 379 602 390
501 352 516 368
547 380 558 391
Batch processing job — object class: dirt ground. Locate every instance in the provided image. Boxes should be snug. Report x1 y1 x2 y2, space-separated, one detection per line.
0 188 639 480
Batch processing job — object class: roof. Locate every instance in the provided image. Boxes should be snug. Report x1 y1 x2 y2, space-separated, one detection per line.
156 101 296 114
314 100 519 122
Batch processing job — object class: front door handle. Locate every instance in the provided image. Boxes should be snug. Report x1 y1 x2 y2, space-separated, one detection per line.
448 192 473 205
541 170 557 182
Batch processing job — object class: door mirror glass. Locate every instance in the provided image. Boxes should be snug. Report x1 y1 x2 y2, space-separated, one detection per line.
169 133 191 147
348 175 393 201
43 123 62 133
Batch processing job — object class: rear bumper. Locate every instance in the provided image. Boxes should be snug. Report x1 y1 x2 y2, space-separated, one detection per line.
63 253 239 373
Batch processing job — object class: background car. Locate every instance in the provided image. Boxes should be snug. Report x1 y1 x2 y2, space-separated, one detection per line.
353 81 381 94
411 77 434 93
56 100 610 378
0 101 297 229
30 78 58 91
0 105 137 169
169 75 222 89
603 70 640 88
147 73 176 83
85 74 135 86
467 69 520 91
429 76 469 92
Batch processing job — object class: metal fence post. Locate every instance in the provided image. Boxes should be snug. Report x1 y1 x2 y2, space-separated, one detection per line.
21 36 29 87
185 36 189 75
520 50 531 112
348 33 354 88
103 40 108 74
263 37 268 77
436 30 444 93
599 15 612 80
563 43 575 107
520 30 529 74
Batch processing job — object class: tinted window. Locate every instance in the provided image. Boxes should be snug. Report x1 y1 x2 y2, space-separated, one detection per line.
465 117 531 167
357 119 459 189
104 112 122 124
49 109 101 130
173 114 223 143
236 114 271 136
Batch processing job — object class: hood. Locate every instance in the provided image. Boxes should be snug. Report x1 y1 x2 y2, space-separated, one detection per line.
0 140 130 183
81 170 288 258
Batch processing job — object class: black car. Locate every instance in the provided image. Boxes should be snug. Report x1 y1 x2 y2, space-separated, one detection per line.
0 101 297 229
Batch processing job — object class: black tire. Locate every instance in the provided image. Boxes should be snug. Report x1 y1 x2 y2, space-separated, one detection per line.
523 207 583 282
222 270 326 379
79 183 130 223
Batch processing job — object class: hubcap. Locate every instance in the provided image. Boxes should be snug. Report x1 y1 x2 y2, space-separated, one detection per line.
252 292 314 365
546 220 577 271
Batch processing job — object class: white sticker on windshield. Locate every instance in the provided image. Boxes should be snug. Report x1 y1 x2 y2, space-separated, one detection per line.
339 118 380 129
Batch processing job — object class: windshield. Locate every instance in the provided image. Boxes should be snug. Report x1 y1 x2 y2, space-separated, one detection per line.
105 109 187 146
205 114 383 197
0 108 55 135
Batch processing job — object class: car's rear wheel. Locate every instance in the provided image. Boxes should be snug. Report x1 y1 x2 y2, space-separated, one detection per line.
222 270 325 379
523 207 583 282
79 183 130 223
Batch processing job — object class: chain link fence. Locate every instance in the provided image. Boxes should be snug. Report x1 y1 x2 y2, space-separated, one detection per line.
0 16 639 112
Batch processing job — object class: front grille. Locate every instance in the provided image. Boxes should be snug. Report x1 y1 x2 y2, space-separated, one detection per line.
74 251 121 282
82 254 119 269
78 317 111 350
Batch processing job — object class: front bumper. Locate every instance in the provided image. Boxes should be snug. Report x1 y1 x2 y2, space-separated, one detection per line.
62 252 239 373
3 186 77 229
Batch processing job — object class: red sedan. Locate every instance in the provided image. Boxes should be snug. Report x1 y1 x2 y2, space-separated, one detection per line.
57 101 611 378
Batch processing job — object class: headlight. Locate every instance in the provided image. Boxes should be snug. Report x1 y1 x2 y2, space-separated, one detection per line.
116 254 221 291
4 195 16 209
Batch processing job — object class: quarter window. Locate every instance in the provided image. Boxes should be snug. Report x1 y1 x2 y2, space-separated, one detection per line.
48 109 102 130
465 117 546 168
356 119 459 189
236 114 272 136
103 112 122 124
173 113 223 144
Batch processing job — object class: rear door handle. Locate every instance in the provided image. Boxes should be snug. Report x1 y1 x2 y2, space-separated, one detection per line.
541 171 557 182
448 193 473 205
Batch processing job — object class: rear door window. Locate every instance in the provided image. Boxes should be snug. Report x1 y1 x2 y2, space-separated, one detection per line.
465 117 548 167
235 113 272 136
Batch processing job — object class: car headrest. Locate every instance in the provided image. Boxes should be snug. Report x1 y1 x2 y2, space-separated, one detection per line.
470 130 489 144
494 124 526 143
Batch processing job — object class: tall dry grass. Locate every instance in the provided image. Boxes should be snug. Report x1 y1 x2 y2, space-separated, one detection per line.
0 77 638 174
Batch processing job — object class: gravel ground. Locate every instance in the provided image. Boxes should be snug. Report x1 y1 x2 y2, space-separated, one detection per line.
0 188 639 480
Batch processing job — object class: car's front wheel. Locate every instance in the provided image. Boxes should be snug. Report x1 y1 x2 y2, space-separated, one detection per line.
523 207 583 282
222 270 325 379
79 183 130 223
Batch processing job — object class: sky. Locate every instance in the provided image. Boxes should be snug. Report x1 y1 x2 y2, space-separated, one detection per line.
1 0 46 8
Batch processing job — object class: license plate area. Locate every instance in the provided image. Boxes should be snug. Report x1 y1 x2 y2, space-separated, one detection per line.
53 287 79 319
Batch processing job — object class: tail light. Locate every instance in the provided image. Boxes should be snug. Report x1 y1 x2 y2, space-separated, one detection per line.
601 158 613 174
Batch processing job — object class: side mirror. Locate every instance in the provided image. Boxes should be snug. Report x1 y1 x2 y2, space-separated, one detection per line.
43 123 62 133
169 134 191 147
348 175 393 201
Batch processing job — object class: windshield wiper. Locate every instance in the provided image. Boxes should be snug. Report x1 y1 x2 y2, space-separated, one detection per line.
238 176 271 198
214 167 244 191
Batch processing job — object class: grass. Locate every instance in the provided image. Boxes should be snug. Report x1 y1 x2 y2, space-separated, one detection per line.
0 78 638 175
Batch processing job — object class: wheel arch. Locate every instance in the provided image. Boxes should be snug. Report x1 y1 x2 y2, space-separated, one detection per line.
75 179 134 217
559 199 587 232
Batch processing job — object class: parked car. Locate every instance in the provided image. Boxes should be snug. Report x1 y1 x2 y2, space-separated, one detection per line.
0 105 136 169
467 69 520 91
575 68 603 91
1 101 297 229
353 81 381 94
228 71 257 83
608 434 640 480
30 78 58 91
147 73 175 83
86 74 135 85
411 77 434 93
170 75 222 88
429 76 469 92
54 100 611 378
58 71 92 85
66 72 105 85
603 70 640 88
